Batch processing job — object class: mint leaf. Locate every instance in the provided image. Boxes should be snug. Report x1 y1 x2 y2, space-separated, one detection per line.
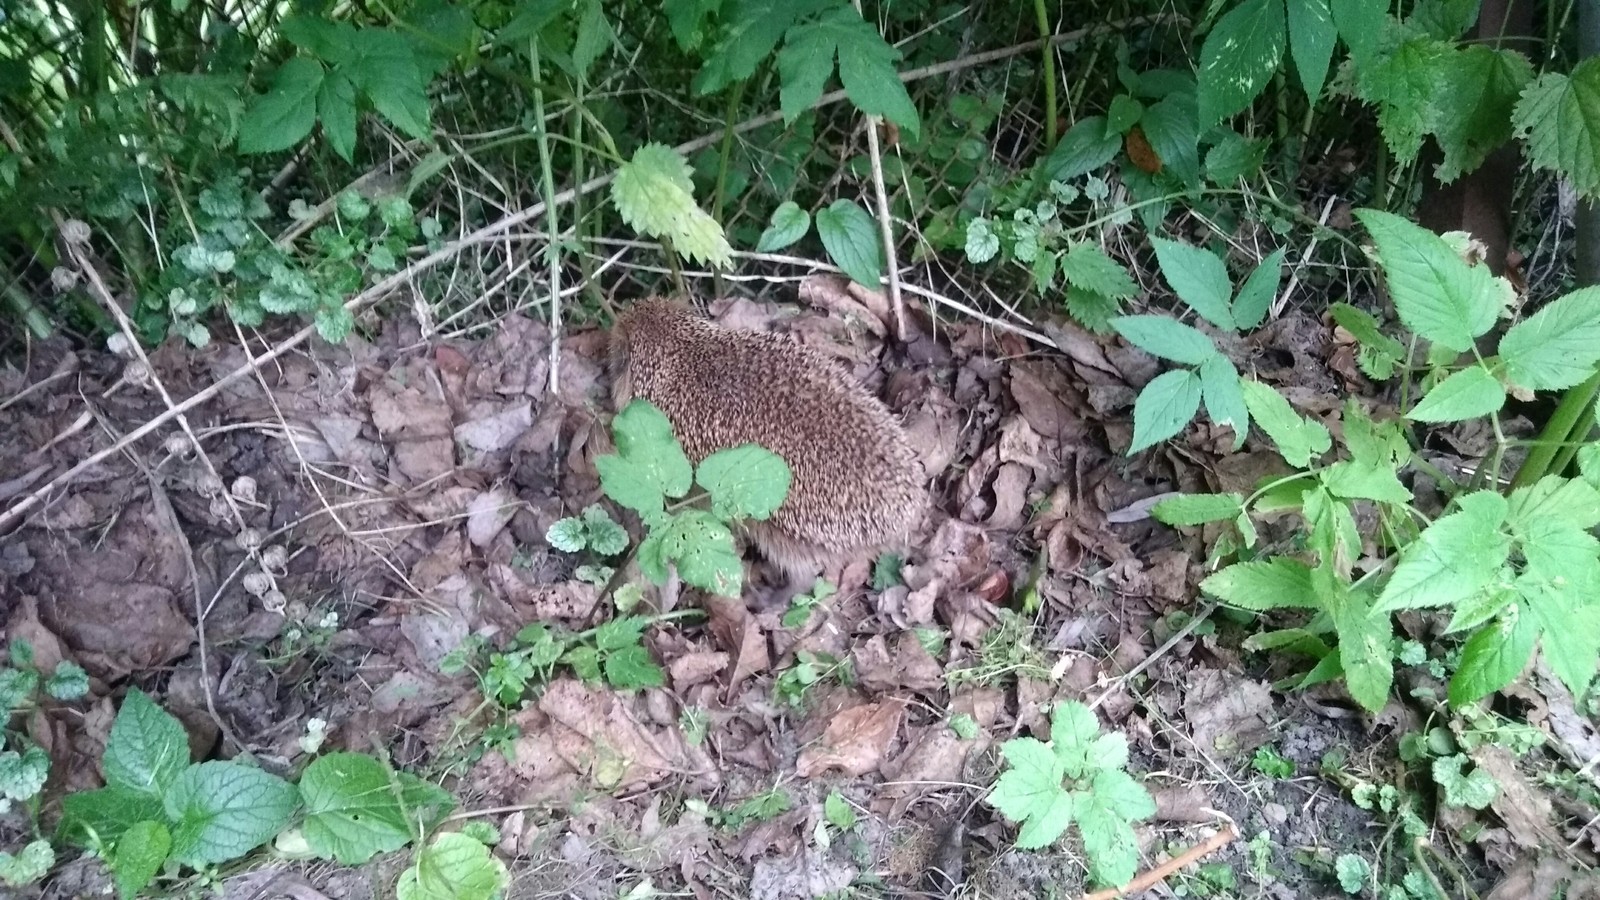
1151 492 1245 526
815 199 883 289
1200 558 1318 611
1197 0 1286 128
165 761 298 866
105 689 191 798
1231 247 1285 330
1110 315 1217 366
113 820 171 900
756 200 810 252
1375 491 1510 613
1150 236 1235 330
696 444 792 521
1407 365 1507 422
1499 286 1600 391
1061 242 1138 299
1240 380 1331 467
1127 369 1202 454
1356 208 1506 353
300 752 414 865
610 143 732 268
396 831 509 900
238 57 324 154
1513 58 1600 200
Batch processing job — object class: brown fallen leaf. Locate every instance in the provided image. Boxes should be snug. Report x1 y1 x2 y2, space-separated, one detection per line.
796 699 905 777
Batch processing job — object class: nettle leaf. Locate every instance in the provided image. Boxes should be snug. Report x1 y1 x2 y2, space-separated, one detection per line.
238 57 325 154
1499 286 1600 391
610 143 733 268
815 199 883 288
1523 571 1600 699
1199 354 1249 449
756 200 810 252
1330 302 1405 380
1354 37 1450 164
1239 380 1331 467
1065 286 1121 334
395 831 508 900
113 820 170 900
603 645 666 689
1375 491 1510 613
1110 315 1217 366
573 0 616 75
299 752 416 865
105 689 191 799
1127 369 1202 455
1330 0 1387 63
1449 608 1538 706
1200 558 1318 611
1513 58 1600 200
1060 242 1138 299
165 761 298 867
1433 45 1533 183
1152 492 1244 527
696 444 792 521
1356 209 1505 353
1407 365 1506 422
1150 236 1235 330
1231 247 1285 331
1043 115 1121 181
1286 0 1336 101
1197 0 1286 128
581 506 629 556
1075 777 1145 888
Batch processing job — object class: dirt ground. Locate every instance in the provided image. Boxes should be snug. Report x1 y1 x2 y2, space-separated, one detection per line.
2 274 1596 899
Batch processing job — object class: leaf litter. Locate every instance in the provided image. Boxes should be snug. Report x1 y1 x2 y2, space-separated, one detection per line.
0 281 1579 899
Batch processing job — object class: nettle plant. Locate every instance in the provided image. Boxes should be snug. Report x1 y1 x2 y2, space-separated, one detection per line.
988 701 1156 889
1156 209 1600 714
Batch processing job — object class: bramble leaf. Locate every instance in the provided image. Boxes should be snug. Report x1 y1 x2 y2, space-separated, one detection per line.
1286 0 1336 101
1110 315 1217 366
1200 558 1318 611
1239 380 1331 467
238 57 324 154
1197 0 1286 129
1356 208 1507 353
1407 365 1506 423
1375 491 1510 613
1150 236 1235 329
1231 247 1285 330
1061 242 1138 299
1127 369 1202 454
1199 354 1249 449
1449 609 1537 706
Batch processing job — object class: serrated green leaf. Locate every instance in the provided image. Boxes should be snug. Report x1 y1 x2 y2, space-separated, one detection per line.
1064 286 1120 333
1047 702 1102 777
823 791 856 830
0 746 47 802
1014 789 1075 850
1319 460 1413 504
1110 315 1217 366
1327 582 1394 713
1523 571 1600 699
316 72 357 162
1356 208 1507 353
0 669 35 712
1089 766 1156 821
1354 36 1450 164
1499 286 1600 391
1205 131 1268 182
1127 369 1203 455
816 199 883 289
756 200 810 252
1232 247 1285 330
345 29 432 140
573 0 615 75
1448 608 1537 706
300 753 416 865
1334 853 1371 893
1513 59 1600 200
989 738 1064 823
611 143 733 268
593 615 649 652
1197 0 1286 129
582 507 630 556
1375 491 1510 613
1432 754 1499 808
1200 558 1318 611
1506 475 1600 535
106 689 191 798
602 645 665 689
1043 115 1121 181
1286 0 1336 101
1150 236 1235 329
314 305 354 344
831 11 920 137
395 831 508 900
1152 492 1245 526
1330 302 1405 380
1199 354 1248 448
599 400 694 517
546 517 587 553
965 218 999 263
165 761 298 866
112 820 169 900
1433 45 1532 182
655 510 743 596
1140 91 1202 185
0 839 53 889
46 661 89 700
1076 787 1142 888
1061 242 1138 299
238 57 324 154
1239 380 1332 467
1408 365 1506 422
60 787 166 848
696 444 792 521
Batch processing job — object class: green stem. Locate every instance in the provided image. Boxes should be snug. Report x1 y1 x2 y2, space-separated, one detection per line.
1034 0 1057 148
1512 370 1600 488
711 79 747 300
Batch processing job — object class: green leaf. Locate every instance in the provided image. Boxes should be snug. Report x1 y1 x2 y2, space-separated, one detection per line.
238 57 325 154
112 820 170 900
1200 558 1318 611
0 839 53 889
1231 247 1285 330
1127 369 1203 455
696 444 792 521
0 668 36 712
1375 491 1510 613
1327 582 1394 713
1448 609 1538 706
655 510 744 596
1319 461 1413 504
300 753 416 865
105 689 191 798
1105 94 1143 133
1334 853 1371 894
988 737 1069 847
1048 702 1103 779
344 28 432 141
1043 116 1121 181
593 615 649 652
165 761 299 866
965 218 999 263
1199 354 1248 449
60 787 166 847
316 72 358 162
1432 755 1499 809
1354 37 1450 164
1523 571 1600 699
597 400 694 517
1355 208 1506 353
1330 302 1405 380
1197 0 1286 129
1407 366 1506 423
829 10 920 137
545 517 586 553
314 305 355 344
1110 315 1217 366
815 199 883 289
1331 0 1387 63
395 831 508 900
610 143 733 268
0 746 48 802
573 0 616 75
756 200 810 252
1286 0 1336 101
581 506 630 556
1433 45 1533 183
1076 779 1144 887
1060 242 1138 299
1065 286 1121 333
1499 286 1600 391
1150 236 1235 330
603 645 666 689
823 791 857 830
45 661 89 700
1239 380 1331 467
1151 492 1245 527
1513 58 1600 200
1205 131 1268 182
1506 476 1600 534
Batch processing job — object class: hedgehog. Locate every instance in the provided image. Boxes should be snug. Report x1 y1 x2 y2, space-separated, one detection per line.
607 296 927 597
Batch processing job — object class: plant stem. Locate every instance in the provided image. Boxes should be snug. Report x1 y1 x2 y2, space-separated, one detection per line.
529 39 562 397
1034 0 1057 148
1512 370 1600 488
